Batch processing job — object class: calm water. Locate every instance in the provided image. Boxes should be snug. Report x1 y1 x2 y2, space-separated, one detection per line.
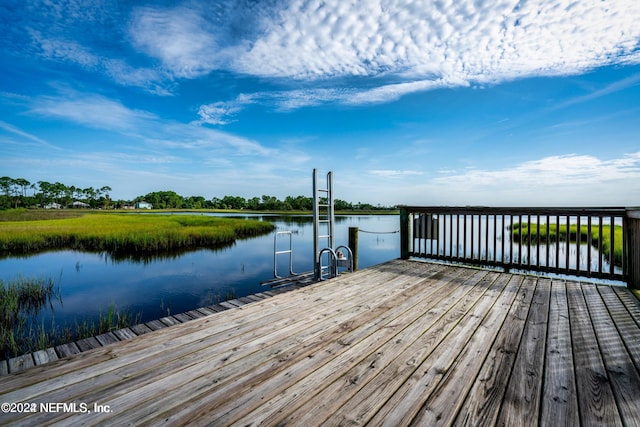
0 214 400 327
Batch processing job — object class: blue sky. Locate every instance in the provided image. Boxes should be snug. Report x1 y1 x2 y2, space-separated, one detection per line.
1 0 639 206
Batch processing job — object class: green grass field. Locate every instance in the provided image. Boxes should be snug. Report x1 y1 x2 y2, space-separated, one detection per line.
0 210 274 257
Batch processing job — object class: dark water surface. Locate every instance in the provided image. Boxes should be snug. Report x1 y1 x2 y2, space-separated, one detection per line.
0 214 400 327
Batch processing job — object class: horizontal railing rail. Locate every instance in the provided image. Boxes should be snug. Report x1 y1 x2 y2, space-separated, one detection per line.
400 206 639 287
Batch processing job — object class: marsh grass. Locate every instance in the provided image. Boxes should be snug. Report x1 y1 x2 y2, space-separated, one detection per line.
1 276 60 359
511 223 623 266
0 275 142 360
0 212 274 257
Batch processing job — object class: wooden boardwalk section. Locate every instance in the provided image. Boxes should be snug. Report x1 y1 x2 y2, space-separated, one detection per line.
1 259 640 426
1 285 303 376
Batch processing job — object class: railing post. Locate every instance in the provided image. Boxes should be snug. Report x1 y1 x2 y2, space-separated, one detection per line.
626 209 640 290
400 206 409 260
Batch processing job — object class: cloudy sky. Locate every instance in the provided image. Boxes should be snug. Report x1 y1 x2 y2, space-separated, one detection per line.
1 0 639 206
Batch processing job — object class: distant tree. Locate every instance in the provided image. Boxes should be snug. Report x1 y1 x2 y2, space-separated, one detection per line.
0 177 12 208
334 199 353 211
246 196 261 210
14 178 30 198
285 195 313 210
98 186 112 209
185 195 206 209
261 195 279 210
138 191 184 209
37 181 53 206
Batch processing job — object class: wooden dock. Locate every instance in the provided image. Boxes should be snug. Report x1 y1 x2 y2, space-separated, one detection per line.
1 259 640 426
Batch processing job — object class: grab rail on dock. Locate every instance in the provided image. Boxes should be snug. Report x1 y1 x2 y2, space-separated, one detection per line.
274 230 296 279
400 206 640 288
317 247 338 281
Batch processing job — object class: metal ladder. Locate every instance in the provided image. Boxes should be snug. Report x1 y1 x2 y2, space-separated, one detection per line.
313 169 336 280
267 169 352 285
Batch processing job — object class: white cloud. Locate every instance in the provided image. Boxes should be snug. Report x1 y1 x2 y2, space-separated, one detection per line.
20 0 640 108
369 170 424 177
0 120 60 149
29 93 157 132
27 89 273 158
197 94 257 125
430 152 640 205
231 0 640 95
193 0 640 115
128 5 225 79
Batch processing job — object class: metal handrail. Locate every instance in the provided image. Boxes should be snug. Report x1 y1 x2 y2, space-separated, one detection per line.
335 245 354 273
274 231 296 279
400 206 630 283
317 247 338 281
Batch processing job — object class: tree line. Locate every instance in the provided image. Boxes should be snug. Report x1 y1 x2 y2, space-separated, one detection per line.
0 177 112 209
0 176 393 211
135 191 388 211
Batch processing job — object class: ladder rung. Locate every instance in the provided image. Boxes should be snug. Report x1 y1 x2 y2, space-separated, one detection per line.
275 250 292 255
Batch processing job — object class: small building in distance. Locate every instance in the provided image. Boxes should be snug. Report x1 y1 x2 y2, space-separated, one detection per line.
135 201 153 209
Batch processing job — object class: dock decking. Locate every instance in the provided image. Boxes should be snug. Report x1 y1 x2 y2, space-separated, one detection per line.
2 259 640 426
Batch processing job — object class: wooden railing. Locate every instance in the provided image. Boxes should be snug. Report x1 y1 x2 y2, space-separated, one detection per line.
400 206 640 288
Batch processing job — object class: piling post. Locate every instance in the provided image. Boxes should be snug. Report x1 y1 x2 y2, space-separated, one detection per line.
349 227 358 271
626 208 640 290
400 206 409 260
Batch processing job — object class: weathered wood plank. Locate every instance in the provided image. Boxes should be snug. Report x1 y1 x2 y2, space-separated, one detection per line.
540 280 579 426
370 274 521 425
612 286 640 328
498 277 551 427
145 320 168 331
0 359 8 376
8 354 35 373
451 275 538 426
195 306 218 316
206 304 229 312
237 297 255 305
185 309 205 318
218 301 238 309
32 348 59 366
55 342 81 358
598 286 640 373
95 332 121 346
566 281 622 426
76 336 101 352
158 316 181 327
112 327 137 341
583 284 640 424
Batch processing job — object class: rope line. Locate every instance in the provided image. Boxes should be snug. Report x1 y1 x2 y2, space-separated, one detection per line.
358 229 400 234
